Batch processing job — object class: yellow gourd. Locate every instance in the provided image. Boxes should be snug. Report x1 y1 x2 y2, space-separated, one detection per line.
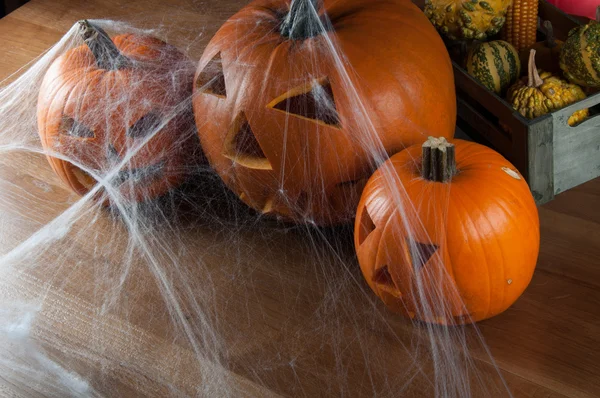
424 0 511 41
508 50 588 126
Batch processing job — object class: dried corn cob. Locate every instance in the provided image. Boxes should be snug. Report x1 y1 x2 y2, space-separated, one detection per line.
501 0 539 51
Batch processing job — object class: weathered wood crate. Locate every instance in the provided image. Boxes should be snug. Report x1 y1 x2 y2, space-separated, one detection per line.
452 0 600 205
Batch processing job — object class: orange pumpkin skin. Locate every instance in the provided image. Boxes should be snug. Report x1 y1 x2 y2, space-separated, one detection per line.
193 0 456 225
38 31 194 203
354 139 540 324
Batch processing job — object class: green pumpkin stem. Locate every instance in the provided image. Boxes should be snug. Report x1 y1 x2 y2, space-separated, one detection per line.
527 50 544 88
422 137 456 183
542 21 557 49
280 0 322 40
78 20 131 70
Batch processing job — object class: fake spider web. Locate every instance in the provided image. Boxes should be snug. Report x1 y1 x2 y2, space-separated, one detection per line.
0 1 522 397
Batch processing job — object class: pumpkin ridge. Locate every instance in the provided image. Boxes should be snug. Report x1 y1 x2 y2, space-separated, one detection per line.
482 180 534 313
70 72 107 124
41 51 95 90
489 183 529 294
256 40 290 106
44 69 102 160
450 182 494 318
41 68 84 139
459 167 534 316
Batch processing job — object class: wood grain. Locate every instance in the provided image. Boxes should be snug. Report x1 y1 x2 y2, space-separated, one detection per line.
0 0 599 397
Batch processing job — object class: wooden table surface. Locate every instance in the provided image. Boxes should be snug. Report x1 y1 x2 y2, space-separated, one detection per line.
0 1 599 397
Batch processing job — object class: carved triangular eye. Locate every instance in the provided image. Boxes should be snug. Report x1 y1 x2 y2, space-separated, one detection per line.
107 144 121 161
223 112 272 170
267 77 341 127
372 265 394 286
406 238 438 272
127 112 163 139
197 52 227 98
372 265 401 298
358 207 376 245
60 117 95 138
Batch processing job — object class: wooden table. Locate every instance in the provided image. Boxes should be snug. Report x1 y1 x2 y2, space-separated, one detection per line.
0 1 599 397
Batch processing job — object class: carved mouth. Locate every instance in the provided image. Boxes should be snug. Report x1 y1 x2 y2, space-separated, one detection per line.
113 160 165 186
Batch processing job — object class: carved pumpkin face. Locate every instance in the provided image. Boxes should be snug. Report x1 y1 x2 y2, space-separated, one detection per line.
355 139 540 324
192 0 456 225
37 32 194 203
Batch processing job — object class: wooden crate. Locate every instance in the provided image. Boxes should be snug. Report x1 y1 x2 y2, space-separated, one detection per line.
453 0 600 205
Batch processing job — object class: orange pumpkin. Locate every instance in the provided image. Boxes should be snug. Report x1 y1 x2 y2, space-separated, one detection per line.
520 20 563 74
37 21 195 203
193 0 456 225
354 137 540 324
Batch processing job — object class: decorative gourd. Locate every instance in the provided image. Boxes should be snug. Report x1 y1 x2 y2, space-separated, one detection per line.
354 137 540 325
193 0 456 225
501 0 539 51
424 0 511 41
508 50 588 126
522 20 563 74
37 21 195 203
559 8 600 88
466 40 520 95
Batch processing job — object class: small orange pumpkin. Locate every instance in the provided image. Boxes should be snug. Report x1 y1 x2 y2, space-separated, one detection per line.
193 0 456 225
520 20 563 74
37 21 195 203
354 137 540 324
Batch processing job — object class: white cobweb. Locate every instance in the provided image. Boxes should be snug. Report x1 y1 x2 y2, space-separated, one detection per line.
0 1 518 397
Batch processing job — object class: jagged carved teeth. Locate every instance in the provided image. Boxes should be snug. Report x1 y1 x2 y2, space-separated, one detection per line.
112 160 165 185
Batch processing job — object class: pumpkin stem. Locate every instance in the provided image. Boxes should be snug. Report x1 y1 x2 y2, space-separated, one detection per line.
421 137 456 183
280 0 323 40
78 20 132 70
542 21 557 48
527 50 544 88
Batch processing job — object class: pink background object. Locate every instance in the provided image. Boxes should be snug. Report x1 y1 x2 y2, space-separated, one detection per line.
546 0 599 20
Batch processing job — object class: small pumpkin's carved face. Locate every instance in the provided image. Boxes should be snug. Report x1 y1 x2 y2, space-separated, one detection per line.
38 34 194 203
355 140 540 324
192 0 457 225
357 197 464 323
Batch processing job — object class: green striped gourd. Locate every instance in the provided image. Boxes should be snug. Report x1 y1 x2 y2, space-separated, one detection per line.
466 40 521 95
559 10 600 88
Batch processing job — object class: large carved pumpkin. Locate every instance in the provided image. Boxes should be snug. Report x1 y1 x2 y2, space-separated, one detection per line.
193 0 456 225
38 21 195 203
354 137 540 324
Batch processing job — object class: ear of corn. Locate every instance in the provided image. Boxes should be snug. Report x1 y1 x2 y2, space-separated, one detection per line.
501 0 539 52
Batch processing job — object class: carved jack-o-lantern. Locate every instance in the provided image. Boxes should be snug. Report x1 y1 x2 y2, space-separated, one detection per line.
355 138 540 324
192 0 456 225
37 21 194 203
